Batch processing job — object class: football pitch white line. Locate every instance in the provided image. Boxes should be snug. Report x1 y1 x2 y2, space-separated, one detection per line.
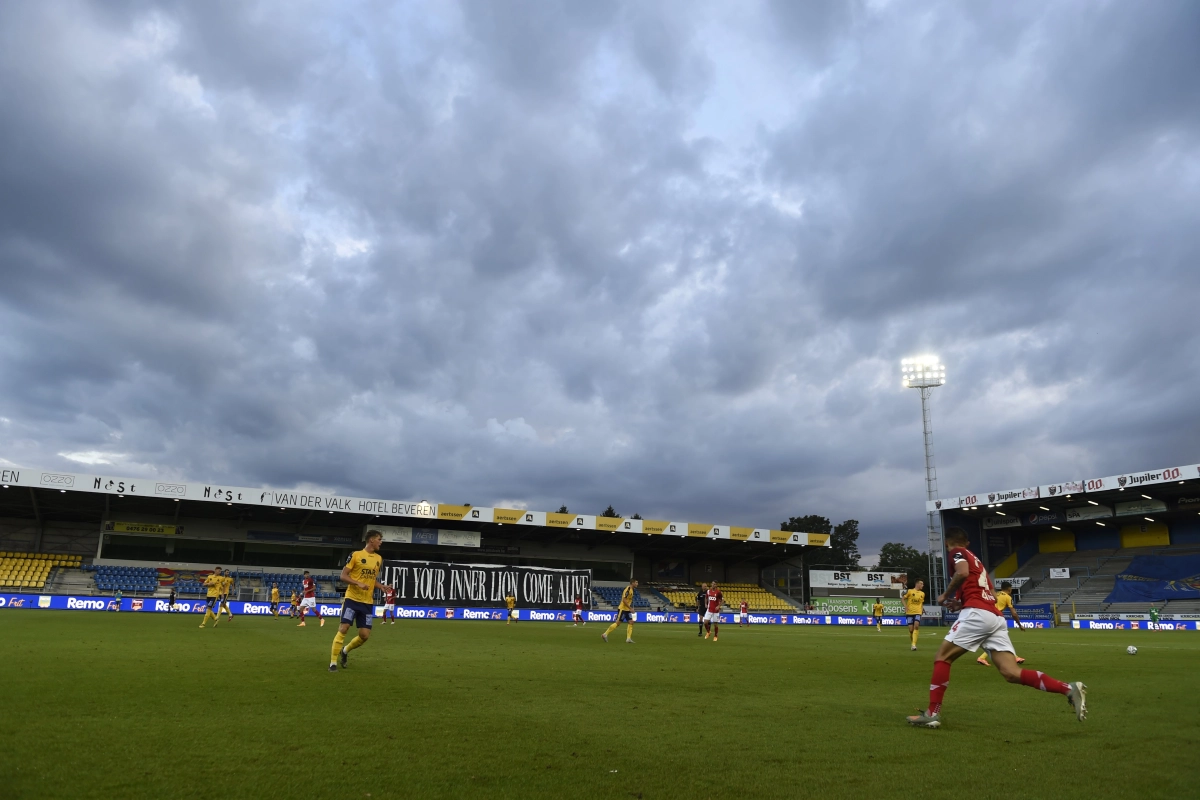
626 625 1200 649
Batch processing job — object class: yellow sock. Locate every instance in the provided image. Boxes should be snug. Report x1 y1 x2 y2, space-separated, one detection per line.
604 621 619 637
626 622 634 640
331 631 346 663
912 630 919 646
345 635 365 652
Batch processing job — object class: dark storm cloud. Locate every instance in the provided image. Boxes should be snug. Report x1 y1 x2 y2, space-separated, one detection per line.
1 0 1197 559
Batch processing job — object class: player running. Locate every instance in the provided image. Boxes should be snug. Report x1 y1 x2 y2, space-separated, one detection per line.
695 582 708 637
289 590 300 618
602 579 638 643
330 530 384 672
220 572 235 621
703 581 723 641
270 583 280 619
505 593 517 625
199 567 224 628
297 570 324 627
573 595 585 626
977 581 1026 667
906 528 1086 729
901 580 925 650
381 583 397 624
872 598 885 631
740 599 749 627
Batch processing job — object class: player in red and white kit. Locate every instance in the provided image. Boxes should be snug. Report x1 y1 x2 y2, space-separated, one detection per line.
572 595 585 626
296 570 324 628
702 582 723 641
381 583 396 624
906 528 1086 729
739 600 749 627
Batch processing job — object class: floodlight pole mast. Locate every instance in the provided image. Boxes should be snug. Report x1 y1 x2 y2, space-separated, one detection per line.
918 386 945 600
902 357 947 600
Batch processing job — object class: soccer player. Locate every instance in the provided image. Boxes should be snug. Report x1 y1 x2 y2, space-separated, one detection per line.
505 593 517 625
906 528 1086 729
200 567 224 628
740 599 749 627
695 582 708 637
381 583 396 624
703 581 723 641
289 590 300 619
901 580 925 650
330 529 384 672
168 587 177 612
220 572 235 621
977 581 1026 666
270 583 280 619
111 588 122 611
573 595 585 626
602 579 638 643
297 570 324 627
872 598 885 631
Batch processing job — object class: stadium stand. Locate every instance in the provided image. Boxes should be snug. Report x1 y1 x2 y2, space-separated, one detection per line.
1006 544 1200 615
83 564 159 594
0 551 81 589
651 582 794 611
594 585 651 609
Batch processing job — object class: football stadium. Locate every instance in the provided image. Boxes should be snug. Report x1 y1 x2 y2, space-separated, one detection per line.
2 460 1199 798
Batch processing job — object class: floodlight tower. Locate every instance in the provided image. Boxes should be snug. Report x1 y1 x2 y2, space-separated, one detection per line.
902 356 947 599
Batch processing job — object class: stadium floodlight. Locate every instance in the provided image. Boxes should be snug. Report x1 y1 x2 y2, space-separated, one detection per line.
902 355 948 599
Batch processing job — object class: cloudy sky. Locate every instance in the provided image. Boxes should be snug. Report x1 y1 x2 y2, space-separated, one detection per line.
2 1 1198 559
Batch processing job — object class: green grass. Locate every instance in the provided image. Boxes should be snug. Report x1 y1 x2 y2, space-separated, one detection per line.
0 612 1196 799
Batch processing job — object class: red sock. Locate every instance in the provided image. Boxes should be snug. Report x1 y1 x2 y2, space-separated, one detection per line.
1020 669 1070 695
928 660 952 715
299 608 306 621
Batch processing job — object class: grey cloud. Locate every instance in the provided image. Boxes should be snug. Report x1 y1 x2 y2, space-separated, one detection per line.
0 0 1197 560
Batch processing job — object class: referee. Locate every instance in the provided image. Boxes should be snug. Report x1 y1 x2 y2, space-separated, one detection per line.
696 582 708 637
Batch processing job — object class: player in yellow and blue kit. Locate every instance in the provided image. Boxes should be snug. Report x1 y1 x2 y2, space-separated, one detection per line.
601 579 638 644
330 530 384 672
901 580 925 650
199 567 224 628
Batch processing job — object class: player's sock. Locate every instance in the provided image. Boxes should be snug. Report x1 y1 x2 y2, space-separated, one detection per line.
330 631 346 664
625 622 633 640
1020 669 1070 695
912 630 919 647
345 635 365 652
603 621 620 638
928 659 952 715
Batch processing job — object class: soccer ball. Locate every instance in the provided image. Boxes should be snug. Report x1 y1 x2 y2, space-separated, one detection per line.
1126 645 1138 655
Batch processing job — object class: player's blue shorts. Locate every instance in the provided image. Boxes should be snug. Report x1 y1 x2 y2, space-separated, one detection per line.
206 596 220 612
340 599 374 629
617 610 633 623
907 614 921 625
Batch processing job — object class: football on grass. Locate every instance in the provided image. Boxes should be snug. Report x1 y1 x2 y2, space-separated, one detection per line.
1127 645 1138 655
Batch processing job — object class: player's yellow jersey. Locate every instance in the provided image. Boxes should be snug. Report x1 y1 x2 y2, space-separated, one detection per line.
222 575 234 596
343 549 382 604
995 590 1013 613
204 573 222 598
872 603 884 616
290 592 299 605
270 588 279 602
618 586 634 612
903 589 925 614
505 595 515 610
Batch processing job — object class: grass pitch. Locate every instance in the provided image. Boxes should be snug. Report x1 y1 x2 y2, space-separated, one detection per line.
0 612 1196 799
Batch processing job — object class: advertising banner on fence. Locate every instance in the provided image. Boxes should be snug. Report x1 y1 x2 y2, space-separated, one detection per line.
809 570 907 590
809 597 904 615
1072 619 1199 631
379 560 590 609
